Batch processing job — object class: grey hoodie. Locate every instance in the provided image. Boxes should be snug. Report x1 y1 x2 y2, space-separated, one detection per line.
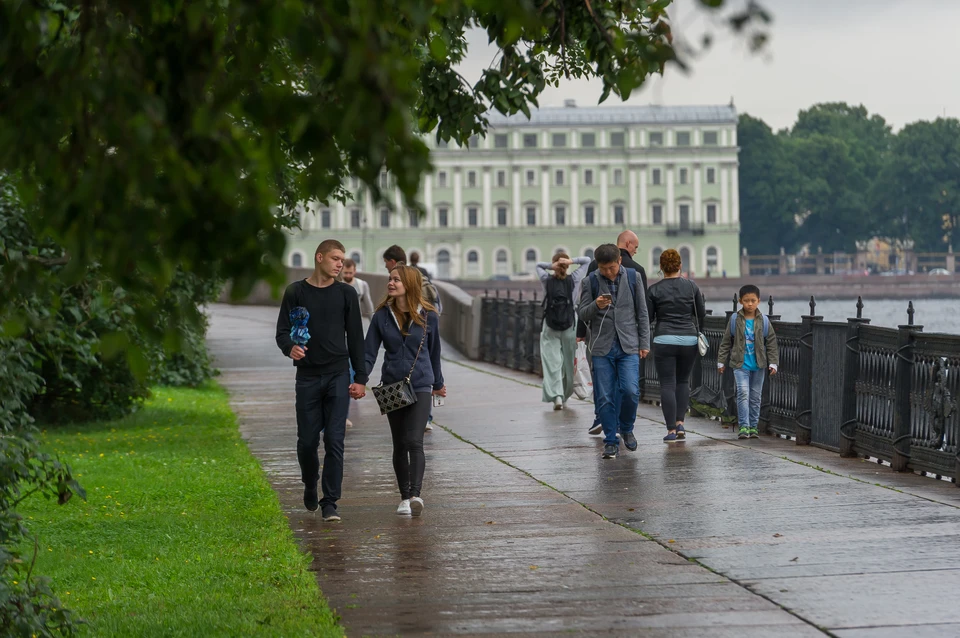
578 267 650 357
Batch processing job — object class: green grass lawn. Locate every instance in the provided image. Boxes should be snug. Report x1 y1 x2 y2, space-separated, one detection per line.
19 384 343 637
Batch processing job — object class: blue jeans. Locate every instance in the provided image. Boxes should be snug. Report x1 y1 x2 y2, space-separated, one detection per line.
592 339 641 446
733 368 765 430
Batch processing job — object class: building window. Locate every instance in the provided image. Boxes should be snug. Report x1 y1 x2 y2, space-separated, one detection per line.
649 132 664 146
437 171 447 188
526 206 536 226
652 204 663 225
350 177 359 190
497 206 508 227
707 203 718 224
438 207 449 228
584 169 594 185
526 170 536 186
584 205 595 226
408 209 419 228
468 207 479 227
467 171 477 188
613 169 623 186
468 135 480 148
652 169 661 185
614 205 625 225
379 172 389 189
379 208 390 228
552 133 567 147
680 247 692 272
495 249 509 276
676 131 691 146
581 132 596 147
494 133 508 148
291 252 303 268
555 205 566 226
703 131 718 146
524 249 537 273
679 204 691 227
466 250 480 277
707 246 719 272
706 168 716 184
350 208 361 228
523 133 538 148
610 132 625 147
321 209 331 229
652 247 663 269
350 251 362 269
497 170 506 187
679 168 688 185
555 170 564 186
437 249 451 279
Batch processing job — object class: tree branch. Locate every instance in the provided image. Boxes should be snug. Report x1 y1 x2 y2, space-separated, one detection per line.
583 0 616 49
25 254 70 266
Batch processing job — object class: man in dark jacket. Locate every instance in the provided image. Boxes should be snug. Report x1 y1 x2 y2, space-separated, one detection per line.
577 230 649 435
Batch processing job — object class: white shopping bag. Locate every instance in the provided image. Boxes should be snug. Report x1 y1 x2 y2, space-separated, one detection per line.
573 342 593 401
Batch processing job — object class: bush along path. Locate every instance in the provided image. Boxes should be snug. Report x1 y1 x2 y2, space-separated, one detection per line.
19 384 342 637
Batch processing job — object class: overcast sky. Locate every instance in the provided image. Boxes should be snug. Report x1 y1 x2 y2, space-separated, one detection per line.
458 0 960 131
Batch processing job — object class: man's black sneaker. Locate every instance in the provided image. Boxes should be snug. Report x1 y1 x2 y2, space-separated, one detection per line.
621 432 638 452
588 421 603 435
602 444 618 459
303 483 319 512
321 504 341 522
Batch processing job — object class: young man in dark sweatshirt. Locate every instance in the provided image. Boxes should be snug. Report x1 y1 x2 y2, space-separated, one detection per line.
276 239 368 521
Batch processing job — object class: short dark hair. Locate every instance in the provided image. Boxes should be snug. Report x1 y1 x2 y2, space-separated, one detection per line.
595 244 620 265
739 284 761 300
409 251 421 265
383 245 406 263
342 258 356 269
316 239 345 257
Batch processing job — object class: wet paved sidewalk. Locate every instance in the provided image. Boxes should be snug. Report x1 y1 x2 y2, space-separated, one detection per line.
208 305 960 637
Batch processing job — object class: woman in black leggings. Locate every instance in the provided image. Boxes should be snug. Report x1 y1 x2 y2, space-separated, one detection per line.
365 264 446 516
646 249 706 442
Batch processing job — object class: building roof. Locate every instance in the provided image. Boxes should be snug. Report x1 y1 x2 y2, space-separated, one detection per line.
486 103 737 127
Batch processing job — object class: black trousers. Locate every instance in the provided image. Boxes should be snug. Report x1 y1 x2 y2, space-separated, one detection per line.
386 392 432 500
295 371 350 506
653 343 699 429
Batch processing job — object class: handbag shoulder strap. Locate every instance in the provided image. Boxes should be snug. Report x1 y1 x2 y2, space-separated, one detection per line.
404 314 428 382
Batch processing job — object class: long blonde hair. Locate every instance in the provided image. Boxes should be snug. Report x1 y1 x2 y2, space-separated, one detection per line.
376 264 437 334
552 251 570 280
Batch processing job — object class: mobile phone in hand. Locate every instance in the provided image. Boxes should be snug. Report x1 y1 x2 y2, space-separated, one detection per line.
432 394 445 407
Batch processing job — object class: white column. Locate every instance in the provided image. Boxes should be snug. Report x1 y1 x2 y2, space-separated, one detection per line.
730 127 738 146
720 167 730 224
453 169 463 228
599 167 609 226
629 129 636 147
423 175 433 229
512 167 522 227
639 167 649 226
693 165 702 224
364 189 374 228
541 165 550 227
482 168 492 227
570 166 580 227
336 201 346 230
394 188 403 227
666 166 676 224
628 167 638 226
730 165 740 224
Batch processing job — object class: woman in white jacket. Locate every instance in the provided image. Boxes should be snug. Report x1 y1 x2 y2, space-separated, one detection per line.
537 252 591 409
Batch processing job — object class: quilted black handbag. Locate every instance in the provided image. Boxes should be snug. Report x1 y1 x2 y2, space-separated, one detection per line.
371 320 428 415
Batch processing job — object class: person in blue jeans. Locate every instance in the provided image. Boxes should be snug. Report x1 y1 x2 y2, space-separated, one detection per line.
717 284 780 439
578 244 650 459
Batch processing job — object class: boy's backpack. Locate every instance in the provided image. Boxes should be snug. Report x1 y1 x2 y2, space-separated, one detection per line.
588 267 638 308
728 313 770 339
542 276 575 331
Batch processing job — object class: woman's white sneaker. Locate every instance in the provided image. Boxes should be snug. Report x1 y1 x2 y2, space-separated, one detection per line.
410 497 424 517
396 499 412 516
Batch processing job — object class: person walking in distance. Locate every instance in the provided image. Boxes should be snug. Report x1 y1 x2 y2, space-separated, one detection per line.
537 252 592 410
409 251 431 280
579 244 650 459
646 249 706 442
577 230 649 434
717 284 780 439
341 258 374 318
275 239 367 521
363 265 446 517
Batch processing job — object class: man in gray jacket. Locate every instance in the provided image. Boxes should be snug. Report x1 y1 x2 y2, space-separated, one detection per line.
579 244 651 459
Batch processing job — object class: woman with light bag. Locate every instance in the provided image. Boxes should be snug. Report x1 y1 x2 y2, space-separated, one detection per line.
364 264 446 517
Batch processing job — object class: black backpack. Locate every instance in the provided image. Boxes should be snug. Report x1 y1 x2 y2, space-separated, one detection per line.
543 276 575 331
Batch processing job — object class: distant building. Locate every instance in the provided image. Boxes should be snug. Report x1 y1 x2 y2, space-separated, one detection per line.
285 102 742 279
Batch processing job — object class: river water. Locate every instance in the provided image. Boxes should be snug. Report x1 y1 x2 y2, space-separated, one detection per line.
705 298 960 335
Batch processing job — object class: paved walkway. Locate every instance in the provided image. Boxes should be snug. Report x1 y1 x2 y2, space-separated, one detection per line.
208 304 960 637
